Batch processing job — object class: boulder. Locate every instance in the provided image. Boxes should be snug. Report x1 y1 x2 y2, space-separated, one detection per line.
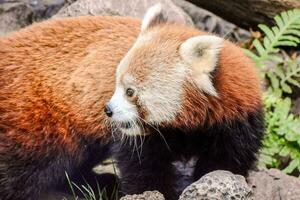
0 0 66 36
178 169 300 200
120 191 165 200
103 169 300 200
248 168 300 200
179 170 253 200
54 0 193 26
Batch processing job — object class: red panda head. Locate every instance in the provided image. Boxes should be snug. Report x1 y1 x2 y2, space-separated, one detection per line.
105 4 261 135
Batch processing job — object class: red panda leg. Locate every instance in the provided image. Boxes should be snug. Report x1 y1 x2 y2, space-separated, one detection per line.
114 136 179 200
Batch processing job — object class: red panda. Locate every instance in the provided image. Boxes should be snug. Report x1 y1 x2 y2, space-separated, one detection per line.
0 16 141 200
105 4 265 200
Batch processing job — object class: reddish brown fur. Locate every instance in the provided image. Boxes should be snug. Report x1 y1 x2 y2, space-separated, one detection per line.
0 16 140 155
0 14 262 199
119 23 261 129
176 37 262 129
174 36 262 129
113 21 263 200
0 16 261 154
160 25 261 126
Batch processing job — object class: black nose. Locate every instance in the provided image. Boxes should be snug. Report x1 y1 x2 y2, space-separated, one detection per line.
104 105 113 117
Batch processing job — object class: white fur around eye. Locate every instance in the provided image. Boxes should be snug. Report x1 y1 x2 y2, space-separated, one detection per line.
180 35 223 97
109 86 138 123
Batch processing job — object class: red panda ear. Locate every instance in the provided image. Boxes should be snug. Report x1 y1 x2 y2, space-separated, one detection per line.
179 35 223 97
141 3 168 32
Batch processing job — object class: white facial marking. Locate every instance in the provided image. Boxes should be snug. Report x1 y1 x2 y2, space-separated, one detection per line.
116 29 189 126
113 33 159 136
109 85 143 136
109 86 137 123
180 35 223 97
140 62 187 124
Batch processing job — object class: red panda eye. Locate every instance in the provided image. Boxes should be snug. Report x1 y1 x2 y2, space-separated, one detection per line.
126 88 135 97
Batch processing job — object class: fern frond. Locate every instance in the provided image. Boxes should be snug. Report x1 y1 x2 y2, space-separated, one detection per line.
245 9 300 68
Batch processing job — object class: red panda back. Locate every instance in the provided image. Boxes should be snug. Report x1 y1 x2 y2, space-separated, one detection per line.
0 16 140 153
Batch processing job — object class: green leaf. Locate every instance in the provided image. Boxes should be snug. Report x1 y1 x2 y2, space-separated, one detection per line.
283 159 300 174
267 72 279 89
281 82 292 93
259 24 275 41
273 88 283 98
277 126 287 135
272 26 280 37
274 15 284 29
274 67 285 79
280 98 292 116
253 39 266 56
269 55 283 63
290 121 300 133
285 131 299 141
276 41 298 47
280 35 300 43
284 29 300 36
243 49 260 61
286 78 300 87
259 154 275 166
279 146 291 157
281 11 289 24
297 139 300 147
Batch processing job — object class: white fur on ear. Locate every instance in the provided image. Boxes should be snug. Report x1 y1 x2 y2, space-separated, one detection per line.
179 35 223 97
141 3 167 32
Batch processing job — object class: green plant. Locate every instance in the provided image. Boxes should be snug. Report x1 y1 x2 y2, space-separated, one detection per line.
64 171 119 200
244 9 300 68
244 9 300 175
65 172 103 200
260 92 300 173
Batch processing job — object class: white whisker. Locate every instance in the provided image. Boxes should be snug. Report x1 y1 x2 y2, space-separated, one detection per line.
134 114 171 151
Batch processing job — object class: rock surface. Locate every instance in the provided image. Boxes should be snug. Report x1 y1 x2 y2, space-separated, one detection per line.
0 0 67 36
120 191 165 200
248 168 300 200
179 170 253 200
0 0 250 42
100 169 300 200
54 0 193 26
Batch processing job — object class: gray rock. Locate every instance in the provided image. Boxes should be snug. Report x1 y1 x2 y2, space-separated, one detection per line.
248 168 300 200
120 191 165 200
179 170 253 200
54 0 193 26
0 1 31 36
0 0 67 36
